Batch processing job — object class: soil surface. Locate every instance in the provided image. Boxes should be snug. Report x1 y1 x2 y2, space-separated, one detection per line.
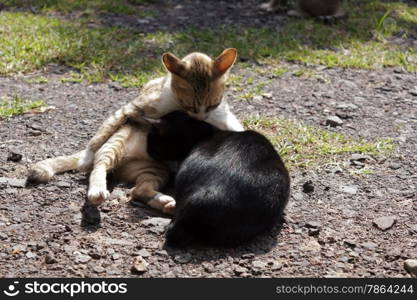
1 0 416 278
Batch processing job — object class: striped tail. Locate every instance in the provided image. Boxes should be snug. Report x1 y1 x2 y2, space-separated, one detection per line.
28 150 86 183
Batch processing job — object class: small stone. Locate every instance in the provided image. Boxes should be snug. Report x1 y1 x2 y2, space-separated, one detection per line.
404 259 417 276
388 163 401 170
331 166 343 174
270 261 283 271
26 251 37 259
252 260 267 269
340 185 358 195
373 216 397 231
408 224 417 234
131 256 148 273
336 103 359 111
11 244 27 254
109 82 122 91
141 217 171 234
292 192 304 201
136 249 151 258
344 240 356 248
45 254 58 264
7 150 22 162
326 116 343 127
74 253 92 264
91 265 105 274
350 154 371 163
0 177 26 188
154 250 167 257
112 253 121 260
56 181 71 188
234 266 247 275
361 242 378 250
241 253 255 259
308 228 320 236
262 92 273 99
305 221 321 229
174 253 192 264
253 95 263 102
302 180 314 193
301 240 321 252
28 129 42 136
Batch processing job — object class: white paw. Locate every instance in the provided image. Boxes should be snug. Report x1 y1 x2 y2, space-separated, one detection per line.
157 194 176 206
88 186 110 205
163 201 176 215
148 193 176 214
77 149 94 172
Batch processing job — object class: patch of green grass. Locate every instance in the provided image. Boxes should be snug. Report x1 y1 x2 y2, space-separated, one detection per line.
0 95 44 118
4 0 153 15
25 76 49 84
272 66 289 77
243 117 393 168
0 0 415 87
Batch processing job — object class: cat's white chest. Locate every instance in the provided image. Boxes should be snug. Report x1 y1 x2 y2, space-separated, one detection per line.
206 101 244 132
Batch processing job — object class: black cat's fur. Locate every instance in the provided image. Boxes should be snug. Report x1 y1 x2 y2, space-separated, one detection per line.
147 111 290 247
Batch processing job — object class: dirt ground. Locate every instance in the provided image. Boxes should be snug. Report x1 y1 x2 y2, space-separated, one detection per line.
0 0 416 278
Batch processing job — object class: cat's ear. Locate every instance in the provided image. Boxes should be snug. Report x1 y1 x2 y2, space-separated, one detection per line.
213 48 237 78
162 53 186 77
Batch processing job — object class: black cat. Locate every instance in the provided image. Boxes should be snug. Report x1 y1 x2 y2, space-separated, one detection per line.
147 111 290 247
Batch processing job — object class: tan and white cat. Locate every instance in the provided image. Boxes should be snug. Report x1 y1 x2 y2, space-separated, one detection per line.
28 48 243 214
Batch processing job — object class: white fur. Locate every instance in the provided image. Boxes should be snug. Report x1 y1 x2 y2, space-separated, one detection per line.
148 193 176 215
88 186 110 205
206 101 244 131
77 149 95 172
146 76 181 117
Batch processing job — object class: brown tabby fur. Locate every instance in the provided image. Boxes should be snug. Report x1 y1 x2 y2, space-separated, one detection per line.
28 49 241 214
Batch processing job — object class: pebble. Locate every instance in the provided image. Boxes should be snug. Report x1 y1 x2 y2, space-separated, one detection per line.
253 95 263 102
141 217 171 234
74 253 92 264
336 103 359 111
388 163 401 170
91 264 105 274
26 251 37 259
0 232 8 240
262 92 273 99
326 116 344 127
302 180 314 193
174 253 192 264
135 249 151 258
361 242 378 250
45 254 58 264
308 228 320 236
0 177 26 188
234 266 247 275
270 261 283 271
252 260 267 269
56 181 71 188
292 192 304 201
131 256 148 274
7 150 22 162
350 154 371 162
373 216 397 231
404 259 417 276
340 185 358 195
305 221 321 229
